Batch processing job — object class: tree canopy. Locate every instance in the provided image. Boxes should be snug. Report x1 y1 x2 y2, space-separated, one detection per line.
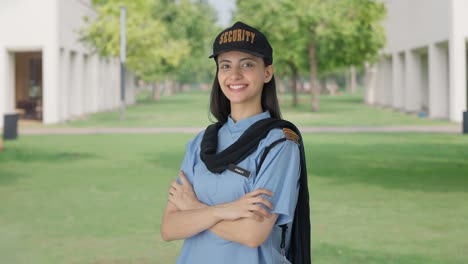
81 0 219 84
235 0 386 110
82 0 386 110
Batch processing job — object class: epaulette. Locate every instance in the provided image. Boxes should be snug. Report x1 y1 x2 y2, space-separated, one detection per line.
282 128 300 145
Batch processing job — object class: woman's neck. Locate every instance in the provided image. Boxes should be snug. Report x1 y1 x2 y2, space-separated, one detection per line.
230 103 263 122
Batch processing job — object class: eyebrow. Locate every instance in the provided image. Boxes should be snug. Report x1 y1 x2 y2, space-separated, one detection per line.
218 57 257 64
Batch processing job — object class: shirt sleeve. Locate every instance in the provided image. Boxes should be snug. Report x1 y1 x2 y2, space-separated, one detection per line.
179 131 204 185
253 138 301 226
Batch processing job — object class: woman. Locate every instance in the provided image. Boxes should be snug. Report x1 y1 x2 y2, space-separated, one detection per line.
161 21 311 264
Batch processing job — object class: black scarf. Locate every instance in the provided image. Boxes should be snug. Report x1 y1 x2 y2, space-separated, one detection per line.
200 118 311 264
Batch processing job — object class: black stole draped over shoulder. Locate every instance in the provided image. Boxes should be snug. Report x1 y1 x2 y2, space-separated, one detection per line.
200 118 311 264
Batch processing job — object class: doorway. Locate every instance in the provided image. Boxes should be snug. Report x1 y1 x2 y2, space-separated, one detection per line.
15 52 43 121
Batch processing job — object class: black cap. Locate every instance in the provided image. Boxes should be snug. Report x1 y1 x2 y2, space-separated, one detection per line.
209 21 273 65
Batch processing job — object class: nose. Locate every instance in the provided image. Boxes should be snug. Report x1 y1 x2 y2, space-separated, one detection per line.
229 66 242 80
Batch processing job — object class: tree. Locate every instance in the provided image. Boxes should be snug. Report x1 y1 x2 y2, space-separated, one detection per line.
235 0 386 111
82 0 189 87
81 0 218 100
235 0 308 107
155 0 219 85
297 0 386 110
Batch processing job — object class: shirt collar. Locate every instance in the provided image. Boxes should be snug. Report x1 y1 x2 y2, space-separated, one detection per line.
227 111 271 133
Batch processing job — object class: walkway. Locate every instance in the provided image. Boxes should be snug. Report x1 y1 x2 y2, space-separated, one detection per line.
19 125 462 135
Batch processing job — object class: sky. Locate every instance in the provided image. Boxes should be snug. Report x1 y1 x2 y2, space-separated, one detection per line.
207 0 236 26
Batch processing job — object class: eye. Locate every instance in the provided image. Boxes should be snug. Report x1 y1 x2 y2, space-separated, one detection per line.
241 62 254 68
219 64 230 70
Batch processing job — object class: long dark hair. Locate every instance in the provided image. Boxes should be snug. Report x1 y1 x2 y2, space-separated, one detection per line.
209 59 282 124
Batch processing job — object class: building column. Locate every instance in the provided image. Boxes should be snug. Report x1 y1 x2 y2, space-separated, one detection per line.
103 59 110 110
0 49 15 127
382 56 393 107
375 59 385 105
89 54 99 113
449 0 468 122
0 48 5 127
114 58 120 108
98 57 105 111
429 43 450 119
364 62 377 105
405 50 421 112
75 53 84 116
110 58 117 109
82 54 90 114
59 48 69 122
43 45 60 124
392 52 405 109
68 51 77 117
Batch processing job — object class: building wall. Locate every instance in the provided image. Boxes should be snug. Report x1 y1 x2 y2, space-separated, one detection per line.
383 0 450 53
369 0 468 122
0 0 56 125
0 1 56 48
0 0 135 127
449 0 468 122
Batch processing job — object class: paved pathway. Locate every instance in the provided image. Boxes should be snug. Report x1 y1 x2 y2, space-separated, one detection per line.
19 125 462 135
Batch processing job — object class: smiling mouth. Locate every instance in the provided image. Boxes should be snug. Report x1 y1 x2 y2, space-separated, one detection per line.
228 84 247 90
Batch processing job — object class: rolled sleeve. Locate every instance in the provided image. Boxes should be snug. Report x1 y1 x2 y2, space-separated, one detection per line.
253 139 300 226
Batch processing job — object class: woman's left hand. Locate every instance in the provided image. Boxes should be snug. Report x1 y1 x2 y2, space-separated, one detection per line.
168 171 205 211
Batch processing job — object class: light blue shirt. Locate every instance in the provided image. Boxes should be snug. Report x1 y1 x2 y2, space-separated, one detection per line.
177 111 300 264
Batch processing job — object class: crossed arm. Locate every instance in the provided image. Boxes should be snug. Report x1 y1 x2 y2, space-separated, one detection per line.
160 171 278 248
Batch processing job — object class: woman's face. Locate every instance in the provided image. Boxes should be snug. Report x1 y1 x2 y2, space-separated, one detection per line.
217 51 273 108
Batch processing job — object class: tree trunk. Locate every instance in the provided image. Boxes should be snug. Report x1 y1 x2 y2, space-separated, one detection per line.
320 78 327 95
289 62 298 107
309 40 320 111
164 79 173 96
152 83 160 101
277 75 286 94
345 69 351 93
350 65 357 94
175 81 182 93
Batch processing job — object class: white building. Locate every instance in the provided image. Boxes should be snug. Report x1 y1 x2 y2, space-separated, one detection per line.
0 0 135 126
366 0 468 123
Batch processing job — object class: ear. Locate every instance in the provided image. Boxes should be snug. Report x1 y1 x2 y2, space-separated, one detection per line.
264 65 274 83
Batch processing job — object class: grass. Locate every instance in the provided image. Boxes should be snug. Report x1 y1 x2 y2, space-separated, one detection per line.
1 133 468 264
33 89 456 128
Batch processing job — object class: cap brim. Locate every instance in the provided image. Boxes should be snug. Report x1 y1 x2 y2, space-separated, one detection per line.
209 48 265 59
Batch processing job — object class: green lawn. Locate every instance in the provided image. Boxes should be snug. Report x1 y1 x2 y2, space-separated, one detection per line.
39 90 456 128
1 133 467 264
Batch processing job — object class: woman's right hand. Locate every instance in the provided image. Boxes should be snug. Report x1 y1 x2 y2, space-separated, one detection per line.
214 189 274 222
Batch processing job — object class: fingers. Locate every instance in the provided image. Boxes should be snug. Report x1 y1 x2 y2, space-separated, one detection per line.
248 188 274 198
249 204 272 219
250 196 274 210
244 190 274 210
248 211 264 222
178 171 188 185
171 180 180 190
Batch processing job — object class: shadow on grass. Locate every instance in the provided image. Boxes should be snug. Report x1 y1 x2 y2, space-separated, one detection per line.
307 142 468 193
314 243 458 264
144 151 184 171
0 145 96 185
0 148 95 163
0 168 26 185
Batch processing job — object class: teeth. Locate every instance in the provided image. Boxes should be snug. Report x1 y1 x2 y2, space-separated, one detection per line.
229 85 246 90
